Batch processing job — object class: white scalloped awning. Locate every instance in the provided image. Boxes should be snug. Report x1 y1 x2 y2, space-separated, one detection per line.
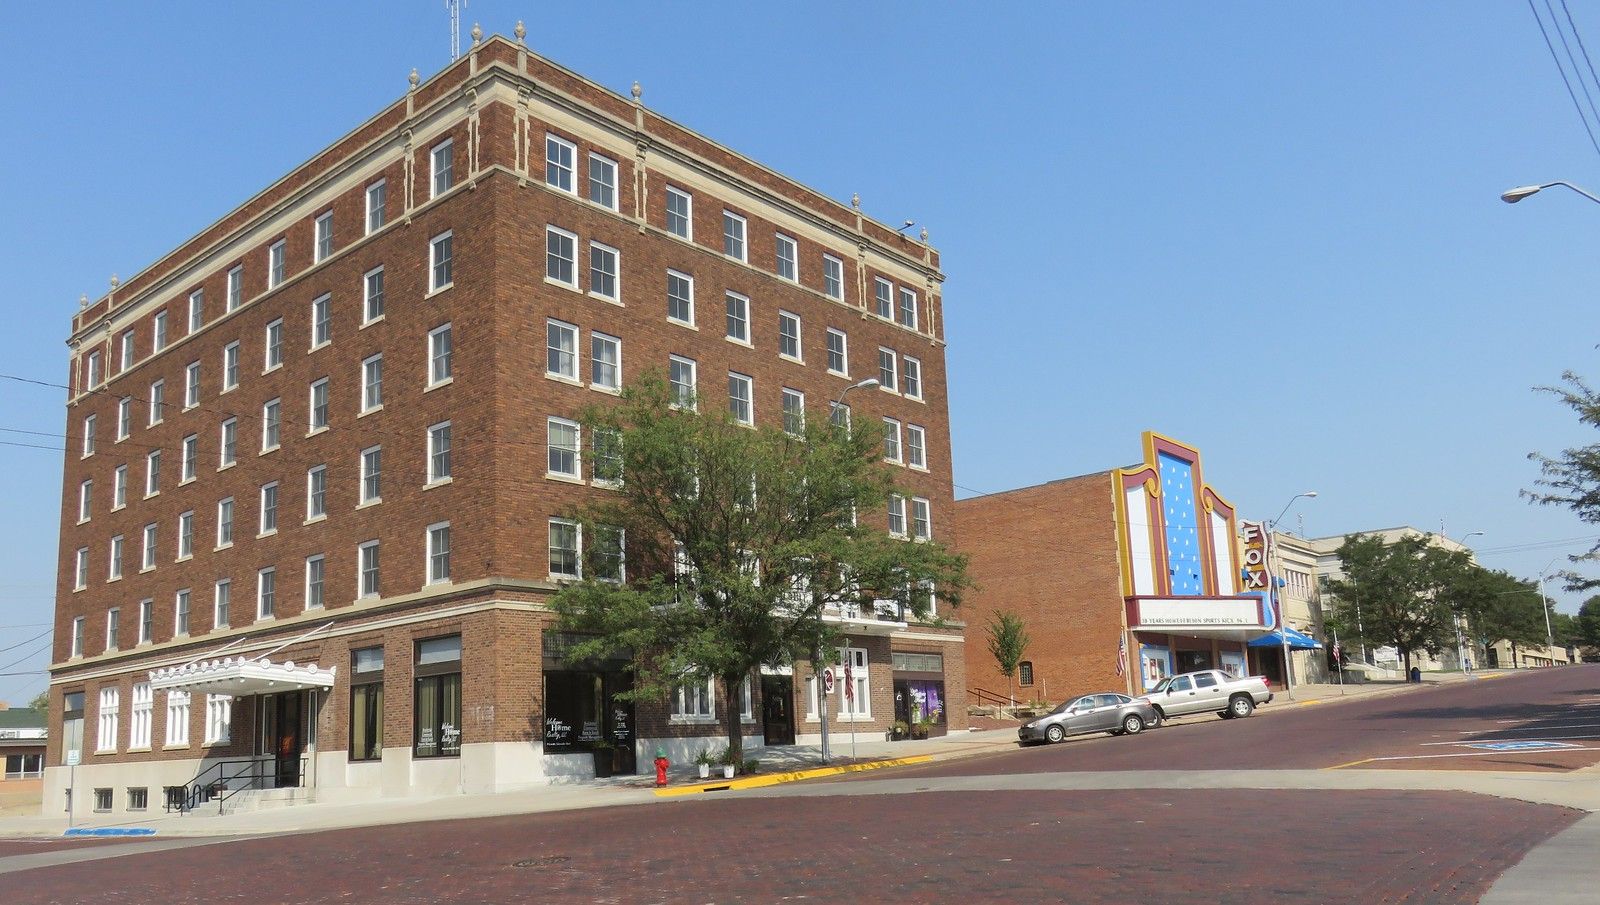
149 657 337 696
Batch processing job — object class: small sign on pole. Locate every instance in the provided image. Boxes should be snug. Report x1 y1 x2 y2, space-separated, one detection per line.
66 750 80 767
822 667 836 696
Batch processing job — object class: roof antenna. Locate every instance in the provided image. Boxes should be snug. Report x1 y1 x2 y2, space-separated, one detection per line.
446 0 466 60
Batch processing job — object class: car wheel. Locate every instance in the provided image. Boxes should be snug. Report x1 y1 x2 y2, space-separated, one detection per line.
1045 724 1065 744
1229 695 1255 718
1121 714 1145 734
1217 710 1233 720
1150 707 1165 728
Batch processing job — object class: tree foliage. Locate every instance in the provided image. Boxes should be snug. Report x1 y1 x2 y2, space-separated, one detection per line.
550 377 969 768
1527 371 1600 592
1576 596 1600 650
985 611 1030 705
1321 534 1473 673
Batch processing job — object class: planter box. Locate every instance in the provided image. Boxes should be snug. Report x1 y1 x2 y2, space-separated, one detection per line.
593 749 615 779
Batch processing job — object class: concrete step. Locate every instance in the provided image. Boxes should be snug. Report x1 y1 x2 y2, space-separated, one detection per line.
216 786 313 816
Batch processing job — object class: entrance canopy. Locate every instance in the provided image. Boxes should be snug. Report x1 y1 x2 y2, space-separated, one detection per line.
1248 626 1323 650
150 656 337 697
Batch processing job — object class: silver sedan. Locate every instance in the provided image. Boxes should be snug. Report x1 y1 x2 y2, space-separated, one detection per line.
1017 692 1157 744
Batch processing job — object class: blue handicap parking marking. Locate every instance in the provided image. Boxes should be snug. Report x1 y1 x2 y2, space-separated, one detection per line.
1462 740 1584 752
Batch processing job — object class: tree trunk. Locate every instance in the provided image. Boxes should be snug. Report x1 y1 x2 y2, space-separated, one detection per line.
1511 641 1519 668
1007 675 1014 710
723 674 743 772
1402 648 1413 679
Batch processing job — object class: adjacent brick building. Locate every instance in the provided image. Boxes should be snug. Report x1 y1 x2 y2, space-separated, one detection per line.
46 31 963 816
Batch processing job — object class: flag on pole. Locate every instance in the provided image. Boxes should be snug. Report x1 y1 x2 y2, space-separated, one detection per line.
1116 634 1129 677
843 658 854 704
1332 641 1342 663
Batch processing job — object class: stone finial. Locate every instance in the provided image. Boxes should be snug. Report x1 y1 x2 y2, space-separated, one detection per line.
470 23 482 46
631 80 642 101
408 68 420 89
514 20 526 44
851 193 861 211
79 294 88 311
109 273 119 291
920 227 928 243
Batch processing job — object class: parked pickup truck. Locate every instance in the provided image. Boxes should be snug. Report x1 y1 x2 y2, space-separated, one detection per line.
1137 670 1273 723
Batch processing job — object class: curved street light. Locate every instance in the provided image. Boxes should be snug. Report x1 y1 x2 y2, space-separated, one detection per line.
1500 181 1600 205
1268 491 1317 701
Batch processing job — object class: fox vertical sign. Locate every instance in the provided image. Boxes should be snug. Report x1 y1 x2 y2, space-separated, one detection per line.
1239 521 1271 594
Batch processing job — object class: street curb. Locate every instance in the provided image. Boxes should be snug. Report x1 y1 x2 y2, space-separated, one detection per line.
652 755 934 797
63 827 157 838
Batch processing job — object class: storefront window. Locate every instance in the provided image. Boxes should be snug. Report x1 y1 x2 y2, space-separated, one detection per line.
350 646 384 762
543 671 603 751
413 636 461 758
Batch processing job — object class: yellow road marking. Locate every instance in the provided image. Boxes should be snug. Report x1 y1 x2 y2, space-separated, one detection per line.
653 755 934 797
1324 757 1376 770
1297 699 1325 706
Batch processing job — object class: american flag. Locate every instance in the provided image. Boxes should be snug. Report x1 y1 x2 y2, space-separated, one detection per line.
843 659 854 703
1116 634 1129 677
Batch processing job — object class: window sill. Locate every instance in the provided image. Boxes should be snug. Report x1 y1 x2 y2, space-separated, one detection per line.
260 445 280 456
667 318 698 331
115 436 129 445
668 716 718 726
220 386 237 396
356 499 382 510
256 530 277 540
307 426 328 438
149 419 163 429
107 576 122 583
425 378 454 393
878 385 902 397
423 477 453 491
262 364 283 376
910 464 929 473
545 472 585 485
76 518 89 526
725 336 752 349
588 291 623 306
424 579 453 590
180 477 195 486
176 554 193 563
827 369 851 380
591 479 622 491
548 573 579 583
163 744 190 751
146 490 160 500
779 354 804 365
588 384 621 396
126 746 151 754
425 283 454 299
256 615 275 624
215 542 234 551
218 462 236 472
906 395 925 404
304 514 327 526
358 405 383 418
543 276 581 293
111 504 126 513
139 566 155 575
545 373 583 388
361 316 386 330
309 341 329 353
182 403 198 413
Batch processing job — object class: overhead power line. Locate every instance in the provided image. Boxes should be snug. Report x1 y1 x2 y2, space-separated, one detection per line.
1529 0 1600 159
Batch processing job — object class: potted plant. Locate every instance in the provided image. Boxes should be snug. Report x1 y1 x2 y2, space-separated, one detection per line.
891 720 910 741
718 748 736 779
741 757 759 775
694 747 713 780
911 718 931 740
592 739 615 779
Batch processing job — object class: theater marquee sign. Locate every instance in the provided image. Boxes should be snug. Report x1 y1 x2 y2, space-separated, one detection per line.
1239 520 1271 592
1125 596 1273 634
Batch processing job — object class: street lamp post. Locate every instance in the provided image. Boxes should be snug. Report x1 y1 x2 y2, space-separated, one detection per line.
1450 530 1484 674
1267 491 1317 701
1537 556 1559 667
1501 181 1600 206
811 377 879 764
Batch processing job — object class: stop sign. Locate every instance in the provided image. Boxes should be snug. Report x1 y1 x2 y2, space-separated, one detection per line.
822 667 836 695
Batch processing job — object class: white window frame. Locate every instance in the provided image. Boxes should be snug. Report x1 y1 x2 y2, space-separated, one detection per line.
174 589 191 636
108 536 123 581
588 152 619 209
826 328 849 376
227 265 243 311
306 465 327 520
204 694 232 745
588 240 619 301
363 266 385 324
427 522 452 585
113 464 128 509
219 418 237 469
670 676 715 723
546 319 579 382
722 210 747 262
178 510 194 560
187 289 204 333
152 311 168 352
428 422 452 484
359 540 381 598
782 388 806 436
116 397 131 441
222 341 240 392
430 138 454 198
545 225 578 289
71 614 85 652
365 179 386 235
257 567 276 620
898 286 919 330
545 133 577 193
903 356 923 401
82 413 96 458
185 361 201 408
823 254 844 300
360 445 382 505
725 291 750 345
259 481 278 535
775 233 798 282
362 354 383 412
547 417 582 479
667 269 695 326
305 555 326 610
97 687 119 753
131 685 152 749
728 372 754 426
883 417 902 463
549 518 581 580
148 379 164 426
778 310 803 361
888 494 907 538
119 329 135 372
137 600 152 646
141 525 157 572
106 606 120 649
873 276 893 319
214 578 231 628
165 690 190 746
261 398 281 451
589 331 621 392
86 350 102 389
78 480 92 523
268 239 286 289
216 497 234 548
911 497 933 541
314 211 333 263
429 323 453 387
907 424 928 470
311 294 331 349
665 186 692 239
668 355 697 410
878 347 898 393
309 378 329 433
429 230 454 293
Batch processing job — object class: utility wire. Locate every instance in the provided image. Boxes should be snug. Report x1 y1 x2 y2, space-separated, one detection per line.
1561 0 1600 123
0 641 52 675
1530 0 1600 159
1547 0 1600 143
0 629 52 657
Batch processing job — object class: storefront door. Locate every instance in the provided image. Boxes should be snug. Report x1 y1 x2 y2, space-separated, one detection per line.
761 676 795 745
261 691 303 788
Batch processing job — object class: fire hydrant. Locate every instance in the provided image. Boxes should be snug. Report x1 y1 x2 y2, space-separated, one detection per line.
654 749 670 787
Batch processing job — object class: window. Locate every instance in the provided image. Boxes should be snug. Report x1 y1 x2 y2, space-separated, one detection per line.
349 647 383 761
725 292 749 343
148 379 164 425
878 348 898 392
178 510 193 559
665 186 692 239
430 231 453 291
309 378 329 432
175 589 191 636
361 446 382 504
120 329 135 372
826 328 848 375
545 134 576 192
220 418 237 468
821 256 845 302
181 434 197 482
71 613 85 652
97 687 119 752
188 289 204 334
82 414 96 457
430 139 454 197
108 537 124 581
185 361 201 408
723 211 747 261
366 179 387 234
545 226 577 287
903 356 923 400
92 788 113 812
592 427 623 486
589 241 618 300
268 239 286 289
592 525 624 581
883 417 902 462
907 424 927 469
549 519 580 578
314 211 333 262
782 388 806 435
428 422 452 482
165 690 191 746
306 466 327 519
223 341 240 391
888 495 907 537
259 482 278 534
128 787 149 810
74 548 89 591
728 372 754 425
429 324 453 385
141 525 157 571
546 320 577 380
308 294 331 349
106 608 121 650
911 497 932 541
778 310 802 360
363 267 385 322
216 498 234 547
227 265 243 311
668 355 697 409
113 464 128 508
874 277 893 319
588 153 617 208
117 397 131 440
413 636 462 758
257 568 276 619
359 540 381 598
86 350 103 389
78 480 92 522
427 523 451 584
548 418 580 477
305 555 325 610
590 331 620 391
205 694 232 745
362 354 383 411
4 753 42 780
838 647 872 720
261 398 281 450
775 233 798 281
153 311 168 352
898 287 919 329
137 599 153 644
214 579 231 628
672 677 714 721
667 270 694 325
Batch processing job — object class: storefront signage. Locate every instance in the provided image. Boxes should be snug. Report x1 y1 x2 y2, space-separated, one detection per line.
1239 520 1270 591
544 716 573 751
1134 597 1265 628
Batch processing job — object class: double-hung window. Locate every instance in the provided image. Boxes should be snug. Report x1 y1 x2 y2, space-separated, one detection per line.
589 153 618 208
222 341 240 391
428 324 453 386
590 332 620 391
775 234 798 281
778 311 802 360
593 525 625 581
430 139 454 197
911 497 932 541
429 231 453 292
120 329 135 372
259 482 278 535
823 254 844 300
428 422 452 482
268 239 286 289
361 446 382 504
306 466 327 519
74 549 89 592
547 418 580 478
349 647 383 760
166 690 190 745
227 265 243 312
878 348 898 392
175 589 191 636
366 179 386 234
141 525 157 572
363 267 385 322
545 134 576 192
148 379 164 425
312 294 331 348
315 212 333 262
782 388 805 435
359 540 381 598
672 678 714 722
152 311 168 352
722 211 747 261
874 277 893 319
86 351 102 389
907 424 927 469
178 510 194 560
826 328 848 375
665 186 692 239
185 361 201 408
667 270 694 325
309 378 329 432
592 427 623 486
78 480 92 522
257 567 276 619
413 636 462 758
882 417 902 462
214 579 232 628
888 495 907 537
305 555 326 610
589 241 618 300
546 320 577 380
668 355 697 410
362 354 383 411
113 465 128 508
728 373 754 426
181 434 197 482
216 498 234 548
903 356 923 400
725 292 749 344
549 519 580 579
545 227 577 287
427 523 451 584
82 414 96 457
898 287 918 329
145 450 161 496
261 398 281 451
117 398 131 440
220 418 237 468
188 289 204 333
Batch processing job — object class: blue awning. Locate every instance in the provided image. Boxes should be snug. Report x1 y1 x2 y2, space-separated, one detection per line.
1248 626 1323 650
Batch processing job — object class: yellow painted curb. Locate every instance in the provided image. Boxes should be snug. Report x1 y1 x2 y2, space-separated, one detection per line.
1296 699 1325 707
653 754 934 797
1323 757 1375 770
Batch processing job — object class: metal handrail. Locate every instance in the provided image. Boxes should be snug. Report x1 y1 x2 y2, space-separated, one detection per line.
968 686 1012 708
164 754 307 815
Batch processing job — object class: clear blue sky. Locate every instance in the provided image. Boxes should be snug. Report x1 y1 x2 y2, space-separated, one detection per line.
3 2 1598 704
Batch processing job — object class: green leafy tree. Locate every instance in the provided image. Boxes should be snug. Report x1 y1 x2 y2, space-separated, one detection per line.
985 611 1030 707
28 690 48 712
1461 570 1547 665
1576 596 1600 651
550 377 969 771
1527 371 1600 591
1321 534 1466 675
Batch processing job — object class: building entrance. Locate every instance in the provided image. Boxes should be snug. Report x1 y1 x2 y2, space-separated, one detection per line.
761 676 795 746
259 691 304 788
